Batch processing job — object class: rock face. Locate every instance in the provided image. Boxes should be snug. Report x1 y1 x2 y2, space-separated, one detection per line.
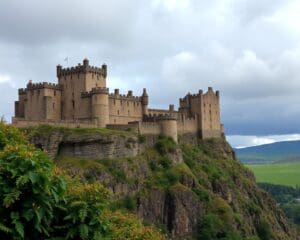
30 129 158 160
138 187 203 238
27 127 299 240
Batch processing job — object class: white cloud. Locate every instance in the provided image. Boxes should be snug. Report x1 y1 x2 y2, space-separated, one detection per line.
0 74 10 83
227 134 300 148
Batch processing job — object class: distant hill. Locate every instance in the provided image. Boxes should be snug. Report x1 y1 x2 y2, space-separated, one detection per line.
235 140 300 164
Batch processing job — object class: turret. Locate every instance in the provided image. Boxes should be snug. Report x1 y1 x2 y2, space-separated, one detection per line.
158 115 178 143
141 88 149 115
91 87 109 127
83 58 89 66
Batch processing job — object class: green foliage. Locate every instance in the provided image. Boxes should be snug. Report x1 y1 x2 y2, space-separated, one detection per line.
54 182 109 239
258 182 300 203
101 159 127 183
22 124 133 139
110 195 137 212
281 203 300 225
138 134 146 143
198 213 242 240
0 144 66 239
256 219 272 240
103 211 165 240
0 121 26 150
0 124 164 239
155 136 176 155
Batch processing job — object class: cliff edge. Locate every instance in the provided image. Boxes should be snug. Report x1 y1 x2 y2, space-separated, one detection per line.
26 125 299 240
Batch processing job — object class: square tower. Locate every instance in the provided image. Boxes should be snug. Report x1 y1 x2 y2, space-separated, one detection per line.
56 59 107 120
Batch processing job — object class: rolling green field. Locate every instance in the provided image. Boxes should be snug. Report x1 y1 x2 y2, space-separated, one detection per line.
247 162 300 187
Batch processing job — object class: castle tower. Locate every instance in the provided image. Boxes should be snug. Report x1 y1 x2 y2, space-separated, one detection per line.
141 88 149 116
158 116 178 143
56 59 107 120
91 87 109 127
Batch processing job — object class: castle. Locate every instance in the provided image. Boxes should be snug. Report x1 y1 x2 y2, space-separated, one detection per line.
13 59 224 141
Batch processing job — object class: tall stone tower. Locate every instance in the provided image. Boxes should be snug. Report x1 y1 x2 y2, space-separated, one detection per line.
56 58 107 120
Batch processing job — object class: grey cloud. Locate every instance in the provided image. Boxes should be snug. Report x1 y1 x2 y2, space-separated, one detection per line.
0 0 300 135
0 0 141 45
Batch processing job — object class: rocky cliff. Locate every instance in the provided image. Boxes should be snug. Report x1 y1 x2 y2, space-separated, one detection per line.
26 125 299 240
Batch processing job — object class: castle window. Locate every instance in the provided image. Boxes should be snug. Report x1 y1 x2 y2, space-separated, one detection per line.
128 110 130 115
54 90 56 96
117 110 120 115
127 102 129 106
72 100 75 109
114 119 116 123
114 99 116 105
53 103 55 109
121 100 122 105
92 74 94 79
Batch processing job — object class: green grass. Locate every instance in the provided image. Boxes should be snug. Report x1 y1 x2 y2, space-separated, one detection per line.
248 162 300 187
21 124 134 138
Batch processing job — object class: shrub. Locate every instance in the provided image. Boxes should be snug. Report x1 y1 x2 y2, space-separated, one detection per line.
138 134 146 143
0 121 26 150
256 219 272 240
0 144 66 239
155 137 176 155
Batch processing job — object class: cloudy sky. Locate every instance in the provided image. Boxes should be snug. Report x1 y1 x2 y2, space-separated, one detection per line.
1 0 300 147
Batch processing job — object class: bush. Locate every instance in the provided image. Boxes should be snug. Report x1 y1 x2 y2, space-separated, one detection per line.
0 121 26 150
155 136 176 155
198 213 242 240
256 219 272 240
138 134 146 143
0 144 66 239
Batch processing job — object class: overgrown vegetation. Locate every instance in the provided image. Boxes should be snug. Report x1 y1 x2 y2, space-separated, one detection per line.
258 182 300 226
0 122 164 239
7 122 299 239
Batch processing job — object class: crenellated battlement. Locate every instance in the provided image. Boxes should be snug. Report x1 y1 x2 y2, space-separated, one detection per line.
143 113 177 122
18 88 27 95
109 91 142 101
91 87 109 94
26 81 62 91
57 59 107 78
81 87 109 98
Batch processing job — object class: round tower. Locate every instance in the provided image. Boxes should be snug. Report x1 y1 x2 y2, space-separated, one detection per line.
91 87 109 127
158 116 178 143
141 88 149 116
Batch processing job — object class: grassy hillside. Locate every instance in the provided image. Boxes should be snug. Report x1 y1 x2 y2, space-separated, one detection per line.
248 162 300 187
235 140 300 164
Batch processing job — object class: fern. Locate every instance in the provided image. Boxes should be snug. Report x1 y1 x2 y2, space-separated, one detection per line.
0 223 12 233
79 224 89 239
